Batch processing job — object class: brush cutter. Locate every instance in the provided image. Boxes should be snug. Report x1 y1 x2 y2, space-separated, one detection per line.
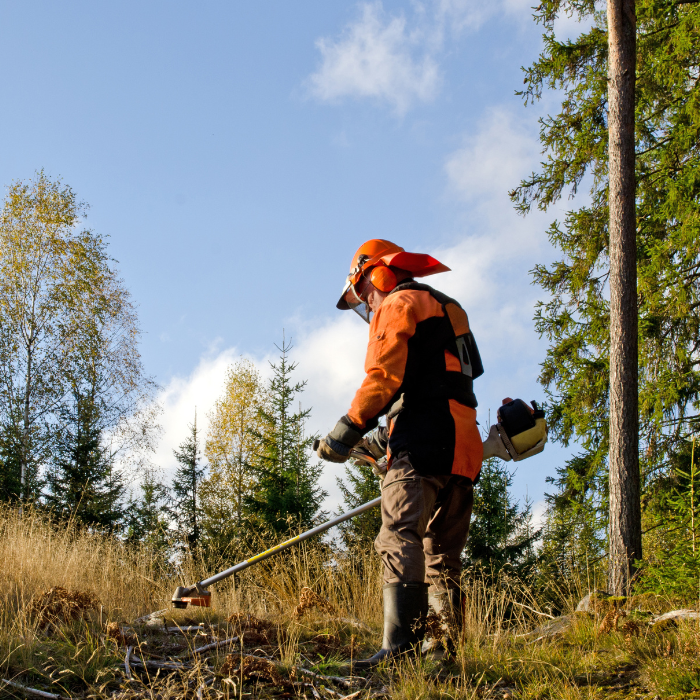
171 446 385 608
171 399 547 608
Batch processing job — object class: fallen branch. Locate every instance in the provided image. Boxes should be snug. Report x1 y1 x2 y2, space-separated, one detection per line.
189 636 240 655
133 609 167 625
124 646 134 680
196 678 215 700
293 664 358 689
167 626 208 634
130 655 192 671
510 601 556 619
303 683 323 700
337 692 364 700
2 680 68 700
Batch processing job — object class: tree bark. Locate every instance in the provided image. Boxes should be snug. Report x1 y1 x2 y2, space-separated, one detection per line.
607 0 641 596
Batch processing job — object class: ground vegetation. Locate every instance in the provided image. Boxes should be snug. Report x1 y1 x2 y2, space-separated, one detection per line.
2 506 700 700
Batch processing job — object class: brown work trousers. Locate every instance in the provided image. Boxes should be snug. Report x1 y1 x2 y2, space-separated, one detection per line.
374 452 475 590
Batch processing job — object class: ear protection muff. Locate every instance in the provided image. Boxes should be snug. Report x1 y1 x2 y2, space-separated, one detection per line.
369 265 397 293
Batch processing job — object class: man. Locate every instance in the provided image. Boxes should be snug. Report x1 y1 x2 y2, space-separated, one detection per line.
316 239 484 668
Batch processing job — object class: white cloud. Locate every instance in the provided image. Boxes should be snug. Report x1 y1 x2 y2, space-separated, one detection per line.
307 3 440 115
149 320 368 510
445 108 539 203
152 343 273 479
434 0 532 34
438 108 546 320
531 498 548 531
307 1 540 115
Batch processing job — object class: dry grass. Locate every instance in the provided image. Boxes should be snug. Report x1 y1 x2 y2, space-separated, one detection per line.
1 506 700 699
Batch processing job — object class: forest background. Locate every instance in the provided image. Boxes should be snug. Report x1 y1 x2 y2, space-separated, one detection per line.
0 0 699 600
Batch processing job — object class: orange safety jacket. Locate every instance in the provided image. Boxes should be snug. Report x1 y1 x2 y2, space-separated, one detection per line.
347 282 484 480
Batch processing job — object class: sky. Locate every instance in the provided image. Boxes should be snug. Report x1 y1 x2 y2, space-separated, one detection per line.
0 1 590 520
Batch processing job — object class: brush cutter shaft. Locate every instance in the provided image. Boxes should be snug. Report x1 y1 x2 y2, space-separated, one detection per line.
198 496 382 589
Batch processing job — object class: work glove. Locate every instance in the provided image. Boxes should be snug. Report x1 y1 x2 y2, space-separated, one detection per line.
317 439 350 463
316 415 364 463
352 426 389 485
357 425 389 461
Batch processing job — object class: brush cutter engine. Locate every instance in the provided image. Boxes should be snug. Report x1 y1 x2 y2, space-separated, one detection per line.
482 399 547 462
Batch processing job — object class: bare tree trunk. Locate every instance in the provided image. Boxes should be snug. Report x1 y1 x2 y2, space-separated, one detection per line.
607 0 641 596
21 343 33 507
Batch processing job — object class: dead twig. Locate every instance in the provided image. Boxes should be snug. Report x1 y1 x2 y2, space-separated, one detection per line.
167 625 207 634
304 683 323 700
510 601 556 619
130 655 193 671
124 646 133 680
187 636 240 655
231 653 357 689
2 680 68 700
196 678 215 700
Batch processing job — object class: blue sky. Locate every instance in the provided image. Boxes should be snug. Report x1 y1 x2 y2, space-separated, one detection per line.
0 1 588 515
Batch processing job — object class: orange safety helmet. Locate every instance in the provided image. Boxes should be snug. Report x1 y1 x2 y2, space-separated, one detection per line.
337 239 450 320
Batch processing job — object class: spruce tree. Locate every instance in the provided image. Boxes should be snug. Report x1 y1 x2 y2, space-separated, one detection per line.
0 421 24 502
125 469 172 551
539 454 607 587
336 454 382 549
172 411 206 552
639 439 700 598
45 391 124 529
465 458 540 574
246 338 326 534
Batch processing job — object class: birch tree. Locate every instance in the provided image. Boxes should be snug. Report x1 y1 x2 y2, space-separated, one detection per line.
200 359 267 554
0 173 86 499
0 172 158 506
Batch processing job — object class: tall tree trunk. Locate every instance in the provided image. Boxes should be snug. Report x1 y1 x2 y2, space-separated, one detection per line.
607 0 641 595
21 343 33 506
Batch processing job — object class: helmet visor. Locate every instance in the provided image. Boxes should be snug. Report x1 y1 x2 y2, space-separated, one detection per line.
337 278 372 324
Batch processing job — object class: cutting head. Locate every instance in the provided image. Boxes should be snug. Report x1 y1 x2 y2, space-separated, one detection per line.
171 585 211 609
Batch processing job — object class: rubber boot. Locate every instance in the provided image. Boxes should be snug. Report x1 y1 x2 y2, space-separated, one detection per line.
352 582 428 671
421 588 463 658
